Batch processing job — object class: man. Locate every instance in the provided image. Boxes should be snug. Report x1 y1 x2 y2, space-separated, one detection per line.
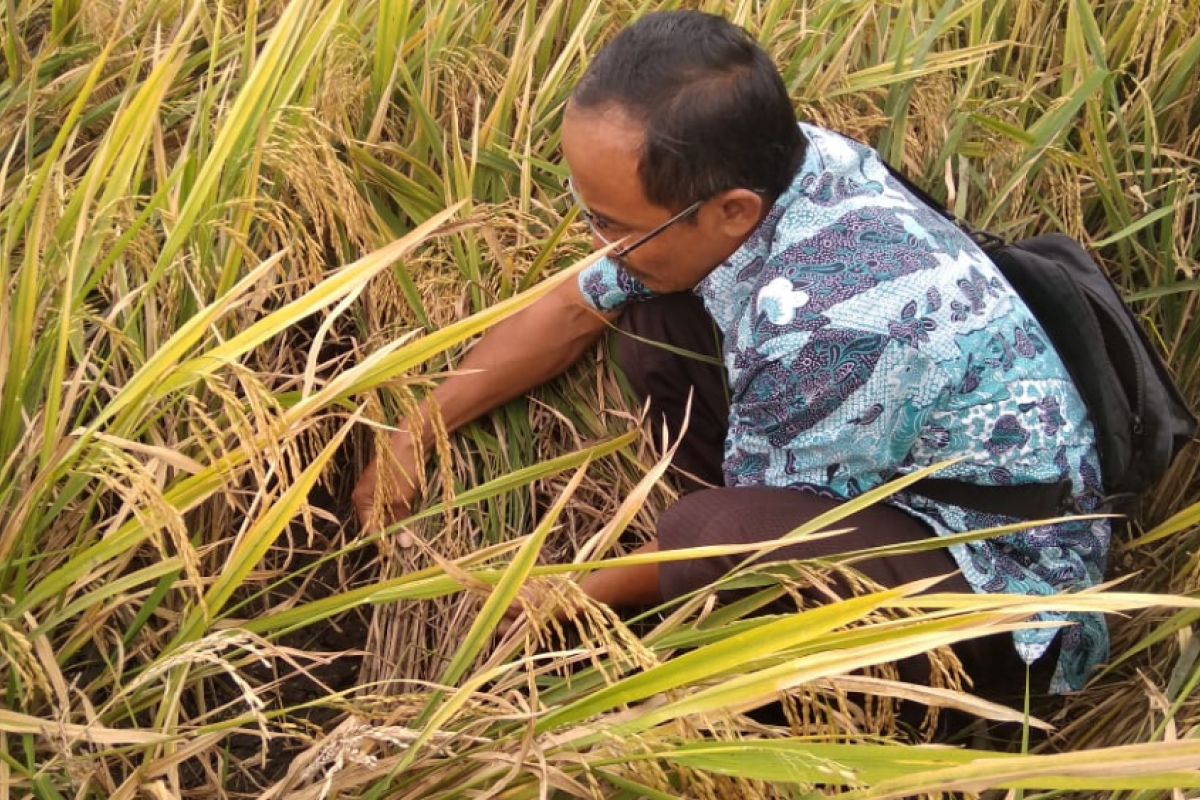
353 11 1109 697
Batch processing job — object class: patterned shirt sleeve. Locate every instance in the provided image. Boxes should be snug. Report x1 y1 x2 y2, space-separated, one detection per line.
577 256 656 313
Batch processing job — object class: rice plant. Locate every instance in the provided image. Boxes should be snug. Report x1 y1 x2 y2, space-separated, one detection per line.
1 0 1198 797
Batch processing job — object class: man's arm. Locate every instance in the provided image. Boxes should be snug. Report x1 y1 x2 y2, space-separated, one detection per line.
353 278 616 528
499 539 663 634
577 540 663 606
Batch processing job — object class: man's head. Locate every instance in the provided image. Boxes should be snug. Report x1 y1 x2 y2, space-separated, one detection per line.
562 11 803 293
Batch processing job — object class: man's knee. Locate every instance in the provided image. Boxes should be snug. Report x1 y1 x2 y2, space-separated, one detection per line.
657 488 742 552
659 486 831 551
657 489 742 600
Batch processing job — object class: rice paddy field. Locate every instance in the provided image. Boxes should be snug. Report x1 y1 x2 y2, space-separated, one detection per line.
2 0 1200 797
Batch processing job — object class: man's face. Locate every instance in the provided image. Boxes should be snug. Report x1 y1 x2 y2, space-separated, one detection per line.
561 103 762 294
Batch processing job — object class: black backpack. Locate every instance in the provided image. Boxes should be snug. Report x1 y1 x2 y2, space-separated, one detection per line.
887 164 1197 521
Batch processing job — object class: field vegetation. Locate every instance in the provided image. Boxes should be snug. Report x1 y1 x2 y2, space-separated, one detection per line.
1 0 1199 797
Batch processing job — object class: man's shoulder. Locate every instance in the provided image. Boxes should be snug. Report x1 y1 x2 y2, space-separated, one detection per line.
795 123 885 182
797 122 872 151
693 125 926 330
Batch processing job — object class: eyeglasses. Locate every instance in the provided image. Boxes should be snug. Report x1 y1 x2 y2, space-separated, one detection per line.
565 177 706 258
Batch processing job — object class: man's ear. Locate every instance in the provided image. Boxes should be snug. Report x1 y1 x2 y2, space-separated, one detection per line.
712 189 765 238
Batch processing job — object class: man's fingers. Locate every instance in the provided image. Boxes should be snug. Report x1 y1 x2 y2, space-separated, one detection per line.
352 491 374 531
351 456 379 529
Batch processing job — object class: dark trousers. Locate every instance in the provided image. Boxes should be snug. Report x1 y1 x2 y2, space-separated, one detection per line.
613 293 1057 726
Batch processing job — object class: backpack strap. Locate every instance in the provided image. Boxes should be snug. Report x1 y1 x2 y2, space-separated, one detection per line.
909 477 1075 519
881 162 954 221
881 162 1006 250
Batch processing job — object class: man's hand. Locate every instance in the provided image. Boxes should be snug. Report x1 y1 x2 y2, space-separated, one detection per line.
495 549 664 636
352 428 424 538
351 279 609 537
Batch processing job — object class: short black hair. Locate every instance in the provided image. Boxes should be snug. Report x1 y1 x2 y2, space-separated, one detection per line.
571 11 804 211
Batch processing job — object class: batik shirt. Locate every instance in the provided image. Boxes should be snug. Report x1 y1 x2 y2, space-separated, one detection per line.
578 123 1109 693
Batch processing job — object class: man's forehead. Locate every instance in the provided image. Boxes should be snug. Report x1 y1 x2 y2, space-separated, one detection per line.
563 104 643 164
565 100 643 138
562 103 655 218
